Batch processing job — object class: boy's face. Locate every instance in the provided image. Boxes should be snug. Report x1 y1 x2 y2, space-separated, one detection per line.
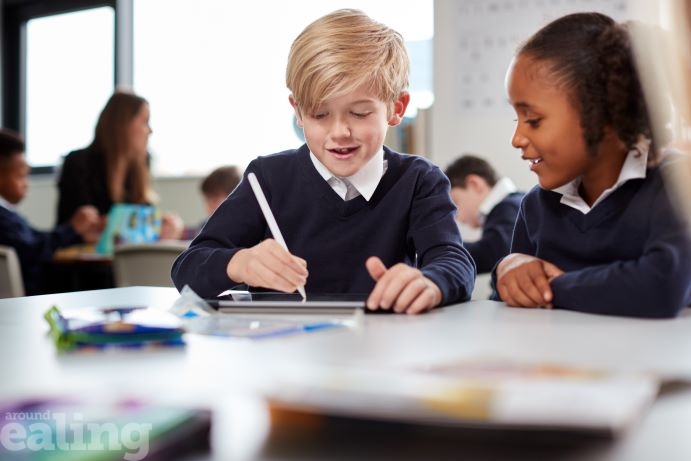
204 193 226 216
291 84 409 178
506 55 591 190
0 153 29 205
450 182 485 228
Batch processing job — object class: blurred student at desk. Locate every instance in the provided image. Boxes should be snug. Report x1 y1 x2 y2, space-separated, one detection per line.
444 155 524 274
56 89 184 241
0 129 102 295
182 165 242 240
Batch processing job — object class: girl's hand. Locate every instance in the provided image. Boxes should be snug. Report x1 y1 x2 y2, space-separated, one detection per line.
496 253 563 308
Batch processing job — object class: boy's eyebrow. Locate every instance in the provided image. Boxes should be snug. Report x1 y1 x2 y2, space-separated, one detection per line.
314 99 377 111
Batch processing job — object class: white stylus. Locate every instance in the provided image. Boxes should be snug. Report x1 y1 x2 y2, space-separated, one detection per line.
247 172 307 300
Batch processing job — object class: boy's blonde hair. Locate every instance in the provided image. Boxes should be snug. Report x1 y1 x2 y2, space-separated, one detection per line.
286 9 410 116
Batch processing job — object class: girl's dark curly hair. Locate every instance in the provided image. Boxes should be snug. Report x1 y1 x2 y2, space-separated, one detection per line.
517 12 664 161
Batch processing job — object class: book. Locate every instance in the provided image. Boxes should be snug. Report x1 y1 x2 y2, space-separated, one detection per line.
44 305 185 352
263 359 659 438
0 397 211 460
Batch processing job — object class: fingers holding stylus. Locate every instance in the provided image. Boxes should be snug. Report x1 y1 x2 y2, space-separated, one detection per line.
227 239 308 293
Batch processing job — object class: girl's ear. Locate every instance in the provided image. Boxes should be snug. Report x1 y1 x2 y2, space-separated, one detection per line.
289 95 304 128
388 92 411 126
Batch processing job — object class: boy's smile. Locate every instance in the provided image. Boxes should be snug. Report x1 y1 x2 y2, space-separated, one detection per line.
291 84 409 178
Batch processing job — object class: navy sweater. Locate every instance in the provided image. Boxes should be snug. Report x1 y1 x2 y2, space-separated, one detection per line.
172 145 476 304
0 206 81 295
466 192 524 273
493 160 691 318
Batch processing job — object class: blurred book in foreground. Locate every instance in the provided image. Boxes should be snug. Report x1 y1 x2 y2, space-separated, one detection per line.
264 359 659 438
0 397 211 460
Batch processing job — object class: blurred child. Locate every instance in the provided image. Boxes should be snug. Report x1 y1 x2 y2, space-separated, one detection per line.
181 165 242 240
497 12 691 318
172 9 475 314
201 165 242 216
445 154 524 273
0 129 103 295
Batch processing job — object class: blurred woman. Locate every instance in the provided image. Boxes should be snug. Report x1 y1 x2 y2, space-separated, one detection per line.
56 89 182 238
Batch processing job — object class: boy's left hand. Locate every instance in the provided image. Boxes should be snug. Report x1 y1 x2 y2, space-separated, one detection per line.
365 256 442 315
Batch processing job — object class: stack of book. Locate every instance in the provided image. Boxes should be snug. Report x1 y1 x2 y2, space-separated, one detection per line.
44 305 185 352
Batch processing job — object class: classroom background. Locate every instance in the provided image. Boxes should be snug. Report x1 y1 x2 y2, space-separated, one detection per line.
0 0 659 231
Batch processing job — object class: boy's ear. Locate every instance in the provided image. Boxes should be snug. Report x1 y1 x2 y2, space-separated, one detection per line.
289 95 304 128
465 174 489 193
388 91 410 126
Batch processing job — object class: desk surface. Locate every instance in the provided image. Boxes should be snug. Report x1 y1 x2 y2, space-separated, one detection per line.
52 244 111 263
1 287 690 461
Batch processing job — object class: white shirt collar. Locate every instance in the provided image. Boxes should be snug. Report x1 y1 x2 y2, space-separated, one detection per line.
0 196 14 211
552 137 650 214
309 149 386 201
478 177 517 224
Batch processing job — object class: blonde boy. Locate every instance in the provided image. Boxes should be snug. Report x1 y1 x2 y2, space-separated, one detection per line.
172 9 475 313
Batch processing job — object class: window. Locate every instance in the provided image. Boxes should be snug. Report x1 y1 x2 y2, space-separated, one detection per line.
133 0 433 176
25 7 114 168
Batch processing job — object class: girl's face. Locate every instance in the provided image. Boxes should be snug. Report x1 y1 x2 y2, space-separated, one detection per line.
506 55 593 191
291 83 409 178
128 103 152 157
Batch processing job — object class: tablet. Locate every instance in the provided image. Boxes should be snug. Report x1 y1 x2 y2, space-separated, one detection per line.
206 292 368 315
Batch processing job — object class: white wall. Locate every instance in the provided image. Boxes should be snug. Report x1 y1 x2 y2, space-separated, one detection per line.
431 0 631 191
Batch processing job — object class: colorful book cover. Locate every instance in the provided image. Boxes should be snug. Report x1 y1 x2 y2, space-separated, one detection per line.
44 306 185 352
95 204 161 256
0 398 211 460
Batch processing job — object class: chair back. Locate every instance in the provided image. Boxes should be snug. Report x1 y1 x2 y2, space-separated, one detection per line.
0 245 25 298
112 241 189 287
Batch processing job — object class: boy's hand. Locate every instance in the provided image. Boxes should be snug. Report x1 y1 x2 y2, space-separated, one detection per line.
366 256 442 315
227 239 308 294
69 206 104 243
495 253 564 308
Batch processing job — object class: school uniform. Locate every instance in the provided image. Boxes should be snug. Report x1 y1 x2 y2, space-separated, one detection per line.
492 145 691 318
465 178 524 273
172 144 476 305
0 198 81 295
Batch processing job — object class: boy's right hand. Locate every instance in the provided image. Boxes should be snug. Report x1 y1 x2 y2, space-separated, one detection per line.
227 239 308 293
69 206 105 243
495 253 564 308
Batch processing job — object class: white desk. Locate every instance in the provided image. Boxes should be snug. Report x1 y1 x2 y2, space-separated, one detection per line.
1 287 690 460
